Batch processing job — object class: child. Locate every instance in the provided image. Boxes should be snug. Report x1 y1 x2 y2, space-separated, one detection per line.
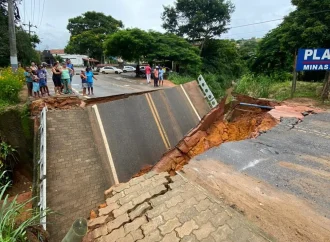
86 67 97 95
24 67 33 96
80 70 87 96
37 65 50 96
153 67 159 87
32 71 40 98
158 67 164 86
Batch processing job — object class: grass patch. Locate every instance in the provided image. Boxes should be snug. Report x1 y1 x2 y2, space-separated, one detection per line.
235 73 323 101
168 72 195 85
269 81 322 101
168 72 232 99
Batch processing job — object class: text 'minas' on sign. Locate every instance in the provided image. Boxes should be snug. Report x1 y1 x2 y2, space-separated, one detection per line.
296 49 330 71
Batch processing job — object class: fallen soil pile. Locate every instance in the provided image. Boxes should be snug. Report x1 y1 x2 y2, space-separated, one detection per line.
30 96 83 115
151 94 325 175
153 96 279 175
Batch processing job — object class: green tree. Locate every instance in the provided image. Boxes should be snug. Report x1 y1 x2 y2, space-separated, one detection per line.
67 11 123 36
237 38 259 62
104 29 202 74
53 55 64 63
148 32 202 72
104 28 152 62
0 1 40 67
252 0 330 77
202 39 245 78
65 11 123 59
16 27 40 66
161 0 234 54
65 30 106 60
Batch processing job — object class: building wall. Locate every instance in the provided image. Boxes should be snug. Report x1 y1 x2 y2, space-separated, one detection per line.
53 54 88 66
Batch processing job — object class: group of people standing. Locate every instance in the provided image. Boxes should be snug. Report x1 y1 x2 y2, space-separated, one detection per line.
24 62 50 97
23 59 76 97
145 64 165 87
51 59 75 95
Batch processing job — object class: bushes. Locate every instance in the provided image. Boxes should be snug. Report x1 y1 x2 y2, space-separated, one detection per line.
168 72 232 99
235 74 273 98
168 73 195 85
0 67 25 106
235 73 323 101
0 172 47 242
0 140 17 187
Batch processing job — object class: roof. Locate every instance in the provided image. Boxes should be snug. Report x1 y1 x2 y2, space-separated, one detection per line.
50 49 65 55
82 58 100 63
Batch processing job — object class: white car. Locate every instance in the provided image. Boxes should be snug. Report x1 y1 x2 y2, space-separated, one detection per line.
100 66 123 74
123 66 135 73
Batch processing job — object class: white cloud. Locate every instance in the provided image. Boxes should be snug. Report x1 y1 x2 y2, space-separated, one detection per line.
18 0 293 49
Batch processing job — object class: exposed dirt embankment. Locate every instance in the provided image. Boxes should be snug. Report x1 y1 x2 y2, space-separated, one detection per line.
184 160 330 242
153 96 278 175
30 96 82 115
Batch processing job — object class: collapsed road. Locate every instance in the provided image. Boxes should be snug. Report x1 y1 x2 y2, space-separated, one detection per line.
82 93 329 242
183 112 330 242
33 81 330 241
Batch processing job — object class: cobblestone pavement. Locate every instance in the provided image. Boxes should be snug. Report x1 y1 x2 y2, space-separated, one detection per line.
47 110 111 241
83 172 272 242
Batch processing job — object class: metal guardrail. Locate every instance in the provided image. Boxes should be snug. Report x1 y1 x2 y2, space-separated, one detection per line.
38 106 47 230
197 74 218 108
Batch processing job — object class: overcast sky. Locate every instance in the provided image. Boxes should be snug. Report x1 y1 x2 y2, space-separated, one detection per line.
19 0 294 50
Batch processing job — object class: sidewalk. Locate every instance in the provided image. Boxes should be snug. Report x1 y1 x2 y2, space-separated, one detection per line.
83 172 272 242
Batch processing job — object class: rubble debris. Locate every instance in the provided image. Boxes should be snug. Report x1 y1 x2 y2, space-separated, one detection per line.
152 94 322 175
30 96 82 115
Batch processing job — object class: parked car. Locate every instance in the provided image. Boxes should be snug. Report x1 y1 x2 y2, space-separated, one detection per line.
123 66 135 73
100 66 123 74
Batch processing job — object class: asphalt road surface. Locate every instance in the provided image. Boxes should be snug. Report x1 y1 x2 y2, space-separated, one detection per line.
194 113 330 217
71 68 156 98
46 68 158 98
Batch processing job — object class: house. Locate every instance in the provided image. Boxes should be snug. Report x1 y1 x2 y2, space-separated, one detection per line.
44 49 99 67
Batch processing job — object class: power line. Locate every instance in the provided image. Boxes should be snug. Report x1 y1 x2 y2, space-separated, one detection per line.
227 9 330 30
30 0 33 24
229 18 283 30
37 0 41 27
222 29 270 38
31 0 35 25
39 0 46 27
23 0 26 23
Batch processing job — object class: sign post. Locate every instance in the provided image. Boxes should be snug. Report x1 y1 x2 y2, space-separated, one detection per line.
291 51 298 98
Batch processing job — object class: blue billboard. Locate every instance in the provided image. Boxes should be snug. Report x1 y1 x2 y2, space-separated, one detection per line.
296 48 330 71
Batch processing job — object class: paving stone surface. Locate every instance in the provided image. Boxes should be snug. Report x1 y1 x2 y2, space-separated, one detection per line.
46 110 111 242
82 171 272 242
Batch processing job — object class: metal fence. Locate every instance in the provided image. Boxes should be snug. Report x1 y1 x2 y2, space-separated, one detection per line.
197 75 218 108
38 106 47 230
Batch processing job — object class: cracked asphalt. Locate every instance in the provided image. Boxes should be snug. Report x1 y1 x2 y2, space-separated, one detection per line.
194 112 330 218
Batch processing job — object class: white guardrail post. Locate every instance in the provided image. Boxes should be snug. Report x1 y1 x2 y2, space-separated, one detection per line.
197 75 218 108
38 106 47 230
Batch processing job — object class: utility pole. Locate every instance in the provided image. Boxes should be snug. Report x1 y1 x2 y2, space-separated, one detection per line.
8 0 18 71
23 21 37 37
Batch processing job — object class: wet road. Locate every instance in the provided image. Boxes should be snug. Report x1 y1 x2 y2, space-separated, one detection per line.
46 68 157 98
70 69 156 98
194 113 330 217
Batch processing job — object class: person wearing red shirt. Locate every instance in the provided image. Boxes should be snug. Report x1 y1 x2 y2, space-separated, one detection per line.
145 64 151 84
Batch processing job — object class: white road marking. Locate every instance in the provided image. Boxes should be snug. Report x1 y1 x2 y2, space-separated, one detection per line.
92 105 119 184
239 159 267 172
72 87 91 99
180 85 201 121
